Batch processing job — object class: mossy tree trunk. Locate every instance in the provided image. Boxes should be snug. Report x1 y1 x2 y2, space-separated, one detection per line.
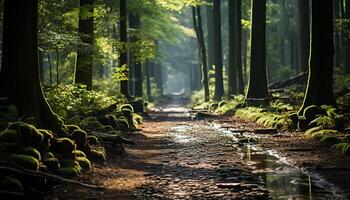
246 0 270 100
213 0 224 100
75 0 94 90
119 0 130 99
297 0 310 73
129 13 143 98
192 6 210 102
299 0 335 113
345 0 350 74
228 0 244 96
206 0 214 71
0 0 64 133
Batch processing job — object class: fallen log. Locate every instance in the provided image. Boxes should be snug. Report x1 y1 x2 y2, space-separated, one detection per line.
269 71 308 89
89 131 135 145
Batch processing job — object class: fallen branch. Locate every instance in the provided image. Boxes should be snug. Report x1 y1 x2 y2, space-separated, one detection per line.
269 72 308 89
0 165 105 190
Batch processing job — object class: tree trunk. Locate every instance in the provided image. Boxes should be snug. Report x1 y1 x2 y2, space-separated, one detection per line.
212 0 224 100
145 62 152 101
155 62 164 95
56 48 60 86
228 0 243 96
345 0 350 73
192 6 210 102
75 0 94 89
299 0 335 113
246 0 270 100
298 0 310 72
39 49 44 83
47 53 52 85
119 0 130 99
334 0 342 68
206 0 214 70
129 13 142 98
0 0 64 133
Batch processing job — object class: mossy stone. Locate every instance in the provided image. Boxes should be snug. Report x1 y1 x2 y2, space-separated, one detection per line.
87 136 99 145
23 147 41 161
8 154 39 171
66 124 81 133
89 149 106 162
72 150 86 157
51 138 76 154
55 167 80 178
0 176 23 192
0 129 19 143
43 158 60 171
77 157 92 171
71 129 87 147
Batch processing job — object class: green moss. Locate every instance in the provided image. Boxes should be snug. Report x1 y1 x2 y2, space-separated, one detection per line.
98 125 114 133
72 150 86 157
66 124 81 133
45 152 55 159
89 149 106 162
43 158 60 171
77 157 92 171
87 136 99 145
55 167 81 178
8 154 39 171
60 159 78 167
23 147 41 161
0 176 23 192
119 104 134 112
116 117 129 129
0 129 19 143
51 138 76 154
305 126 323 137
71 129 87 147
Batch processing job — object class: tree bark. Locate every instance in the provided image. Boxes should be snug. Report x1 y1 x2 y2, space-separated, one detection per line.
298 0 310 72
129 13 142 98
299 0 335 113
192 6 210 102
206 0 214 70
246 0 270 100
119 0 130 99
228 0 244 96
345 0 350 74
75 0 94 90
145 62 152 101
212 0 224 100
0 0 64 133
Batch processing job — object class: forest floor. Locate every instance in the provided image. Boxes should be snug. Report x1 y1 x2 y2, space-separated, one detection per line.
50 103 350 200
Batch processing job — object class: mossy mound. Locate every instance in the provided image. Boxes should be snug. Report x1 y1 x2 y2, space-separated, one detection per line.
8 122 44 147
66 124 81 133
89 149 106 162
55 167 81 178
119 104 134 112
51 138 76 154
0 129 20 143
71 129 87 147
77 157 92 171
87 135 99 145
72 150 86 157
8 154 39 171
23 147 41 161
320 135 341 143
0 176 23 193
43 158 60 171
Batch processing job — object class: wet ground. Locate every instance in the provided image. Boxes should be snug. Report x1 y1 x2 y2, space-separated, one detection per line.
51 105 349 200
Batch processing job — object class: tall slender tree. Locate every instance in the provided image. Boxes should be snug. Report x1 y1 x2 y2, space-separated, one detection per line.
0 0 64 133
297 0 310 72
299 0 335 112
129 13 143 98
192 6 210 102
228 0 244 95
75 0 94 89
246 0 270 101
345 0 350 74
212 0 224 100
119 0 130 99
206 0 214 70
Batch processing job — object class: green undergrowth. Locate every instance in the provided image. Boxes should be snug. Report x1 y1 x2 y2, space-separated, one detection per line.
0 88 143 198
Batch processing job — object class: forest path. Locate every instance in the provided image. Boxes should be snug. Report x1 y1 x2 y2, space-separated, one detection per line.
51 104 340 199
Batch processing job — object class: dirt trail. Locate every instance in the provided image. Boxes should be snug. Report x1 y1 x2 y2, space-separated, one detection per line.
51 106 269 199
51 105 349 199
